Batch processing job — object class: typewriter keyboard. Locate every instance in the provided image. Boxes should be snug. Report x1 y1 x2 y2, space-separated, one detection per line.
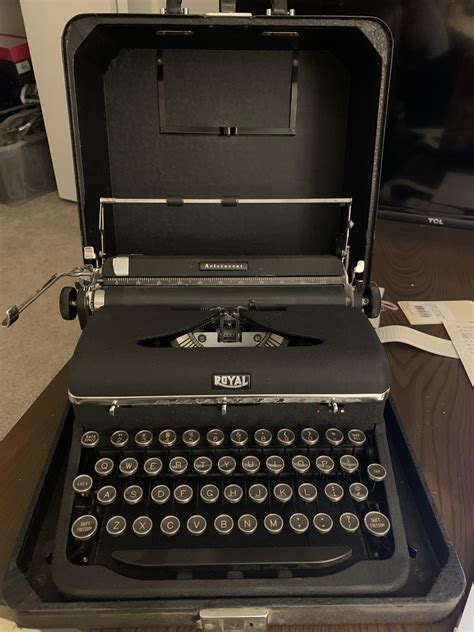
67 425 395 579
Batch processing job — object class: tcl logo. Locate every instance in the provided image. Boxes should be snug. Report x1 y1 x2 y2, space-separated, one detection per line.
428 217 445 225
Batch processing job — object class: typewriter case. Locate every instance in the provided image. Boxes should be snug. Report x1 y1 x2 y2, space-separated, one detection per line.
2 8 465 628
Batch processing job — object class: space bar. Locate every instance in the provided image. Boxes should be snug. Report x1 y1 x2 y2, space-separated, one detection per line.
112 546 352 568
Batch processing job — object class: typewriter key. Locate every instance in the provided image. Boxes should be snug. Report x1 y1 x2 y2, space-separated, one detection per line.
124 485 143 504
207 428 224 446
325 428 344 446
254 429 272 446
277 428 295 446
289 513 309 534
292 454 311 473
144 457 162 476
110 430 129 448
301 428 319 446
97 485 117 505
182 429 200 447
298 482 318 502
340 512 359 533
187 515 207 535
367 463 387 482
217 455 237 474
264 513 284 534
315 455 334 474
169 456 188 475
95 457 114 476
273 483 293 503
200 484 220 503
224 484 243 503
160 515 180 536
132 516 153 536
348 429 366 446
340 454 359 474
324 482 344 502
215 514 234 535
230 429 248 446
238 514 258 535
313 513 333 534
194 456 212 475
72 474 93 494
135 429 153 447
158 429 177 447
349 482 368 502
242 455 260 474
119 457 138 476
81 431 99 448
151 484 170 504
174 484 193 504
106 515 126 536
364 511 391 537
248 483 268 503
71 515 97 540
266 455 285 474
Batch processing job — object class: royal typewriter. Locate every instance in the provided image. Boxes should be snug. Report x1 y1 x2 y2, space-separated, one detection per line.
1 4 465 628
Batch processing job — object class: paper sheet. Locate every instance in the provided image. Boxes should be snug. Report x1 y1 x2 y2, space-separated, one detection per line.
444 321 474 386
398 300 474 325
376 325 459 358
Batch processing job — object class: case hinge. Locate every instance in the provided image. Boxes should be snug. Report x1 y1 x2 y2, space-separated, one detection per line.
198 608 268 632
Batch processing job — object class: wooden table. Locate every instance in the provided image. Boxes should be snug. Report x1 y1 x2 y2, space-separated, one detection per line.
0 220 472 632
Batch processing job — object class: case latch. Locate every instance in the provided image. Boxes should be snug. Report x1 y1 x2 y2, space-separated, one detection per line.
198 608 268 632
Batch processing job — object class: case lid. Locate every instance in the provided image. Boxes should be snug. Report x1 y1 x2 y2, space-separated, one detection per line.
63 13 392 286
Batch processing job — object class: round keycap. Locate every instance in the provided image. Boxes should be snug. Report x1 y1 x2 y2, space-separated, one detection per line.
194 456 212 474
325 428 344 446
266 455 285 474
264 513 284 534
230 428 248 446
95 457 114 476
174 484 193 504
242 455 260 474
298 482 318 502
124 485 143 504
313 512 333 534
106 515 126 536
277 428 295 446
81 431 99 448
324 482 344 502
292 454 311 474
182 429 200 447
97 485 117 505
315 455 334 474
367 463 387 482
119 457 138 476
218 455 237 475
349 482 369 502
273 483 293 503
158 429 177 447
364 511 391 537
248 483 268 503
71 515 97 540
254 429 272 446
72 474 93 494
340 512 360 533
200 484 220 503
224 484 243 503
301 428 319 446
340 454 359 474
187 515 207 535
169 456 188 475
207 428 225 446
132 516 153 536
160 515 180 536
215 514 234 535
110 430 129 447
144 457 162 476
238 514 258 535
289 513 309 534
135 429 153 447
348 429 366 446
151 484 170 504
